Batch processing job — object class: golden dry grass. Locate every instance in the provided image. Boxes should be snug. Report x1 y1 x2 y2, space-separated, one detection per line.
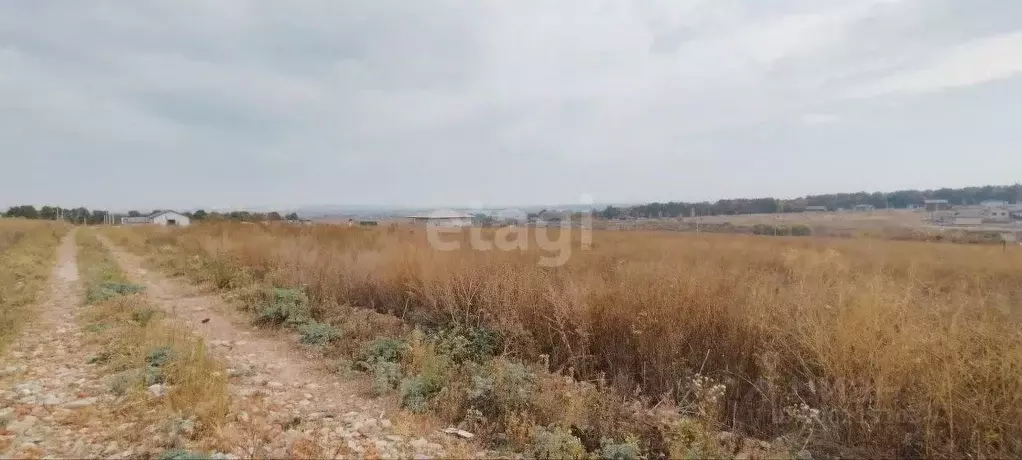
107 222 1022 458
75 229 230 449
0 220 68 349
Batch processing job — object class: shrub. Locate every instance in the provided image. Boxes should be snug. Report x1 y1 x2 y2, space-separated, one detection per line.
108 368 145 396
370 360 402 396
360 338 406 365
599 437 642 460
132 307 158 326
146 346 173 368
401 375 442 413
157 449 209 460
432 325 501 363
790 225 812 237
298 321 339 345
255 287 310 326
85 282 144 304
531 425 587 460
469 360 538 416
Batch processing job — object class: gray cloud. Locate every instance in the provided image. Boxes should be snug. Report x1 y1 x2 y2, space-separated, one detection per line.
1 0 1021 210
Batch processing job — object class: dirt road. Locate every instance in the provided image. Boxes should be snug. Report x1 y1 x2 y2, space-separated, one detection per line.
97 236 471 458
0 230 121 457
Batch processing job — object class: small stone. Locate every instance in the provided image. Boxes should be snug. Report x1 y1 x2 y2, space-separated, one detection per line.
41 394 62 405
386 435 403 442
298 400 311 407
303 393 312 399
441 427 475 439
410 438 429 450
796 449 814 460
305 383 319 390
148 384 167 398
380 419 393 429
267 381 284 390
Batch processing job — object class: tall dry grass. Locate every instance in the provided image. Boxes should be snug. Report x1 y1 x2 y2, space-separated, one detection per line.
108 222 1022 458
0 220 68 349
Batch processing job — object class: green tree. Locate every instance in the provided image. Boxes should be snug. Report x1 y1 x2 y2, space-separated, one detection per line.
4 205 39 219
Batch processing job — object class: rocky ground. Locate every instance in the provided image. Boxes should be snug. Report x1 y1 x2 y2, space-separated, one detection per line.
0 232 482 459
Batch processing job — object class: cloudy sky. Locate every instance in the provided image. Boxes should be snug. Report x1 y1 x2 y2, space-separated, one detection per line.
2 1 1021 210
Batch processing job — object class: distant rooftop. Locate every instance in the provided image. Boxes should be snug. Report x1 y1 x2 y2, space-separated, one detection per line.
406 210 474 219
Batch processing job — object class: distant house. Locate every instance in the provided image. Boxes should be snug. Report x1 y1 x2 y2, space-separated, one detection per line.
924 199 950 212
853 204 875 212
121 210 191 227
407 210 473 228
952 206 1011 225
804 206 828 212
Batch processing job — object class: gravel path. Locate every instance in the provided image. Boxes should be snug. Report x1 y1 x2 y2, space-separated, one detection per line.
0 230 123 458
96 235 477 459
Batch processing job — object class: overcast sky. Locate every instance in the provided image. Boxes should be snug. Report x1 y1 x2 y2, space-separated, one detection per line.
2 1 1021 210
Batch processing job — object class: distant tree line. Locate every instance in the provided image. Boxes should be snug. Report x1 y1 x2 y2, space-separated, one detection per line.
3 205 296 224
600 184 1022 219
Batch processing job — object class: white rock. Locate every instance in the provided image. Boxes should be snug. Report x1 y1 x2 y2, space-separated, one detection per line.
41 394 62 405
386 435 403 442
410 438 430 450
303 393 313 399
267 381 285 390
148 384 167 398
442 427 475 439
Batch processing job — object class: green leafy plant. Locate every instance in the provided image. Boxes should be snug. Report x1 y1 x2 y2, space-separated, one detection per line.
299 321 339 345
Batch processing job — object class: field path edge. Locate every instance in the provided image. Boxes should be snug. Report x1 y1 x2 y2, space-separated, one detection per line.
0 229 110 457
96 234 464 459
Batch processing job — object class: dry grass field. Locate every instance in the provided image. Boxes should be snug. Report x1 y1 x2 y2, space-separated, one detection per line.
0 220 68 349
105 222 1022 458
